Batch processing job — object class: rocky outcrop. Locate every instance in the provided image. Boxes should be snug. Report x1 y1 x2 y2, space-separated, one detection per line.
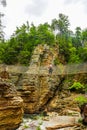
15 45 87 114
0 44 87 115
0 79 23 130
16 44 63 113
16 73 62 114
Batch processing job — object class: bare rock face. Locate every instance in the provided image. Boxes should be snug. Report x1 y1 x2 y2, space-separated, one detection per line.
1 44 87 115
16 44 61 113
17 73 61 114
0 79 23 130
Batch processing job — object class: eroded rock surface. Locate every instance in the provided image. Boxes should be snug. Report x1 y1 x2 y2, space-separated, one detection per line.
0 79 23 130
0 44 87 115
16 44 62 113
15 45 87 114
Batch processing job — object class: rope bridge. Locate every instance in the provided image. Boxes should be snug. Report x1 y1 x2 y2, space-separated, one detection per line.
0 63 87 75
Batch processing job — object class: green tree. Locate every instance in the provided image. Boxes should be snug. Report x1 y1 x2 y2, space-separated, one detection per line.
79 47 87 62
51 13 70 35
0 13 85 65
51 13 73 62
74 27 82 48
0 42 6 63
82 28 87 47
37 23 55 45
68 47 81 63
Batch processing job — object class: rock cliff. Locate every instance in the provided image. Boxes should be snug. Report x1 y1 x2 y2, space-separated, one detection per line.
0 79 23 130
16 44 64 113
0 44 87 115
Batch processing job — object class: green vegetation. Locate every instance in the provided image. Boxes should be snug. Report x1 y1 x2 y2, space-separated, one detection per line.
36 126 41 130
69 82 84 92
0 13 87 65
54 57 60 65
75 95 87 106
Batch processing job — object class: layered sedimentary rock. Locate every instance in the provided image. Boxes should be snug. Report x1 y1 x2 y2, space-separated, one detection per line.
14 44 87 114
16 44 61 113
14 44 60 113
0 79 23 130
0 44 87 114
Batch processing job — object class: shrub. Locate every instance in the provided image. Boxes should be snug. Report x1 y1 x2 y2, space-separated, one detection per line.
69 82 84 92
75 95 87 106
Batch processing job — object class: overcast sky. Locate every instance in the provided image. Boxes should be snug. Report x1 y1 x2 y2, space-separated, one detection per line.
2 0 87 39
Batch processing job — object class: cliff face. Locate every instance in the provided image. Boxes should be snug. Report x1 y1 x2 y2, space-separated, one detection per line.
0 79 23 130
16 44 64 113
1 44 87 114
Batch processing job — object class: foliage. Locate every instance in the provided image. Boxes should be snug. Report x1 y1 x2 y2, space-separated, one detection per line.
0 13 87 65
51 13 70 35
74 27 82 48
75 95 87 106
37 23 55 45
0 22 56 65
68 47 81 63
0 42 6 63
82 28 87 44
79 47 87 62
54 57 60 65
69 82 84 92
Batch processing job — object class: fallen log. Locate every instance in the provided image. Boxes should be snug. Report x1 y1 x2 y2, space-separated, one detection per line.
46 123 80 130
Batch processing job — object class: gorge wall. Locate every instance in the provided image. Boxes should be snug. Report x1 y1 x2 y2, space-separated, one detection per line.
0 78 23 130
0 44 87 114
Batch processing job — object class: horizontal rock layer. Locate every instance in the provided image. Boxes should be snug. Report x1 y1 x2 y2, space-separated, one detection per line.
0 44 87 115
0 79 23 130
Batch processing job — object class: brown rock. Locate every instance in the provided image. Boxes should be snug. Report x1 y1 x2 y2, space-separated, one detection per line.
1 45 87 115
0 79 23 130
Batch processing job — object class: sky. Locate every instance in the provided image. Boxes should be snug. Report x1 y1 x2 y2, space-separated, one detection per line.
1 0 87 39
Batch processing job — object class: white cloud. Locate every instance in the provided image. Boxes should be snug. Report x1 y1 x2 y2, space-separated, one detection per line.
64 0 87 14
2 0 87 39
25 0 48 16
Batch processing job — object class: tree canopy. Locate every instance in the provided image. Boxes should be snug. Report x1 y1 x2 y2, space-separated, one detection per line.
0 13 87 65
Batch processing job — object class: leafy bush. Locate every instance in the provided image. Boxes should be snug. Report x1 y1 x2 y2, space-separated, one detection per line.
69 82 84 92
75 95 87 106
